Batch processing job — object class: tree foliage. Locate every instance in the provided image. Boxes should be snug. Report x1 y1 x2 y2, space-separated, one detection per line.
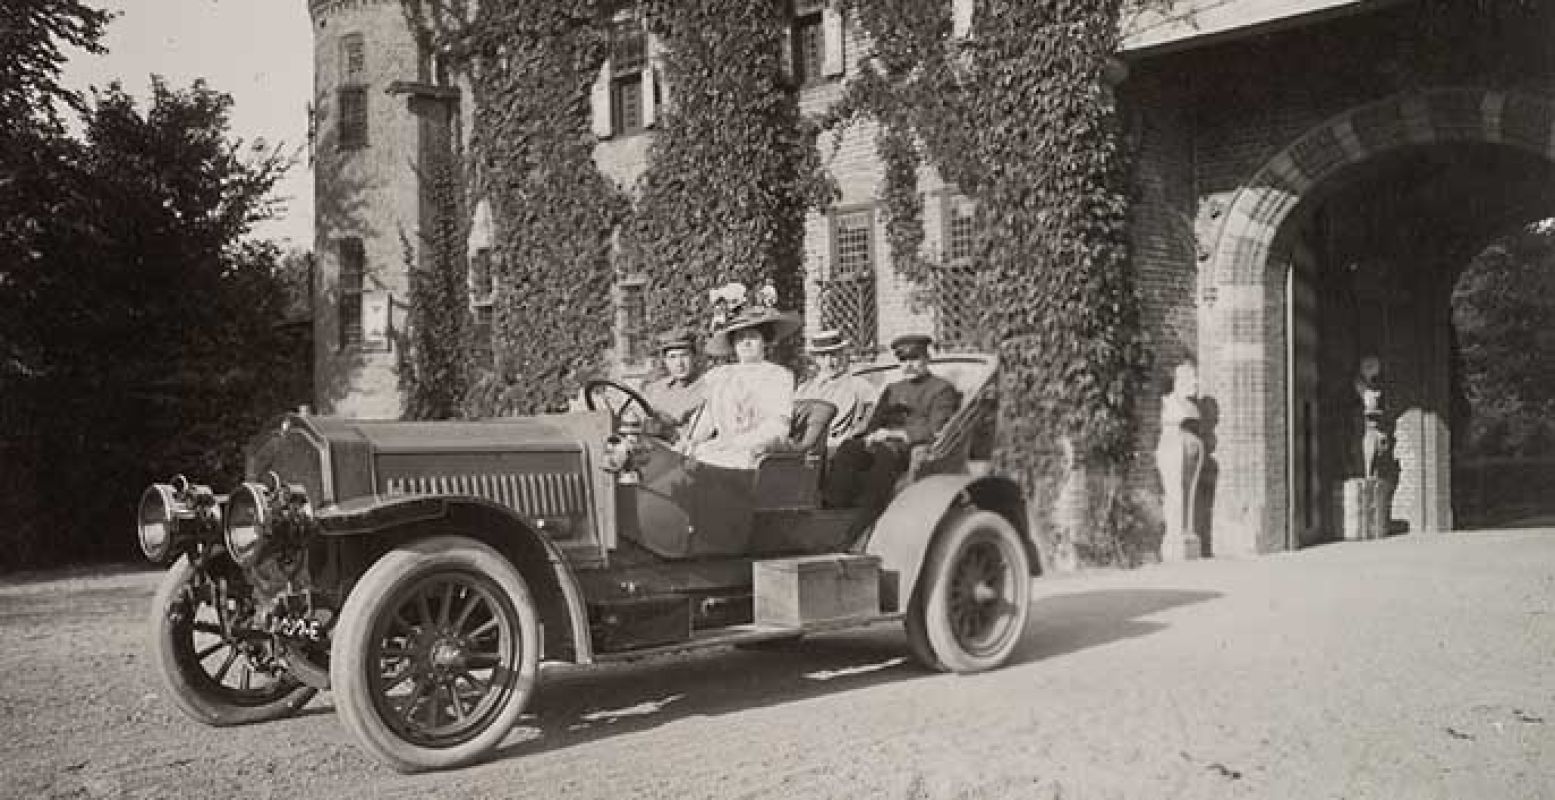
1 74 308 570
0 0 111 127
1452 223 1555 457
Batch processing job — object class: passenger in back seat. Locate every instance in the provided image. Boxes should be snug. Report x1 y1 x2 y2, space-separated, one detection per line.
824 334 960 528
794 330 873 448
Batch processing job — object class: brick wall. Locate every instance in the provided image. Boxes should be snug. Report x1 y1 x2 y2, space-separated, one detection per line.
1148 5 1555 555
1122 59 1199 517
801 19 949 351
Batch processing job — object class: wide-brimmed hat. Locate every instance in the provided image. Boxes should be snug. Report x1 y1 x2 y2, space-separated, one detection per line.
706 306 802 356
654 327 698 355
890 333 933 359
806 329 849 355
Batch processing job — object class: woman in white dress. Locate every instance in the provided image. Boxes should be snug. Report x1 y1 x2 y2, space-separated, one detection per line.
685 306 800 470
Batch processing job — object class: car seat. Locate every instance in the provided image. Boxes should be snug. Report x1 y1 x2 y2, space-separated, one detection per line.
751 399 838 511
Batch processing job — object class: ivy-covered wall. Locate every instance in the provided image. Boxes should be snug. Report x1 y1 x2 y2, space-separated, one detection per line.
833 0 1149 564
407 0 628 415
968 0 1144 478
624 0 833 340
396 0 1149 563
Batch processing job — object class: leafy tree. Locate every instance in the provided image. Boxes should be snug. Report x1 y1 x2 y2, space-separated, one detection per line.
0 0 111 125
1 76 306 570
1 0 111 375
1452 223 1555 458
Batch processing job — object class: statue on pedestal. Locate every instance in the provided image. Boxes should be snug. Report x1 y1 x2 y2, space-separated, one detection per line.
1344 354 1394 539
1355 355 1388 480
1156 362 1205 561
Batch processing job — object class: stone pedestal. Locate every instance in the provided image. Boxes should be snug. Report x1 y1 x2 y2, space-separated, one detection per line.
1156 426 1205 563
1160 532 1203 561
1341 477 1391 540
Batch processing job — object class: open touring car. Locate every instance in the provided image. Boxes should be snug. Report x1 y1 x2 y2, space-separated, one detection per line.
135 351 1040 772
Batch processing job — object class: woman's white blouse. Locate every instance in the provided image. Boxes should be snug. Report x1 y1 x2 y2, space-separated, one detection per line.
689 361 795 469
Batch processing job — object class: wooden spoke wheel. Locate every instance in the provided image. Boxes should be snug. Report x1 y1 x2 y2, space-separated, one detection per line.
907 510 1031 673
331 536 539 773
151 555 316 725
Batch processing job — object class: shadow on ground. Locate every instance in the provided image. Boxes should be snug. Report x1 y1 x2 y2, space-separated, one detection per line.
1012 588 1221 664
24 568 1219 771
464 586 1222 765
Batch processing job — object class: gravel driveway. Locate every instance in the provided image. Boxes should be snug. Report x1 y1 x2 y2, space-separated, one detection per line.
3 530 1551 799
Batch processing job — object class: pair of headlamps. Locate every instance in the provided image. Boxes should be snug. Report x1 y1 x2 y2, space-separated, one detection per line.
136 473 309 566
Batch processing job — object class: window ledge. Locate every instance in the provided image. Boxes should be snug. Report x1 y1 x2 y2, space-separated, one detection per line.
386 81 460 100
800 75 844 90
337 341 393 355
601 127 657 142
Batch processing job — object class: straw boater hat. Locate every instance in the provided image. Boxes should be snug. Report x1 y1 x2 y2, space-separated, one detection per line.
654 327 698 356
806 329 849 355
706 306 803 357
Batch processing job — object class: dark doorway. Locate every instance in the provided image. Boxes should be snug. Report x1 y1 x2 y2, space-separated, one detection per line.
1282 143 1555 541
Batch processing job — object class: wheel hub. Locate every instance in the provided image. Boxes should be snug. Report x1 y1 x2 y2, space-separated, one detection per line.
429 637 464 671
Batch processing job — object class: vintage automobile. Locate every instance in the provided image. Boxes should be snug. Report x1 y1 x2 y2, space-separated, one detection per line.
135 351 1039 773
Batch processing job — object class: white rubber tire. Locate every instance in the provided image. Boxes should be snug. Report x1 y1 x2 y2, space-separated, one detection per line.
330 536 540 773
906 510 1031 673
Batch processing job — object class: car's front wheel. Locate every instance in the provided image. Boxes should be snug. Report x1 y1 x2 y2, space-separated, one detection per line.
331 535 540 773
906 509 1032 673
151 555 317 725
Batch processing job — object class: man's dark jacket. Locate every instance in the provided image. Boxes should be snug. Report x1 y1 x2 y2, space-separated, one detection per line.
864 373 961 446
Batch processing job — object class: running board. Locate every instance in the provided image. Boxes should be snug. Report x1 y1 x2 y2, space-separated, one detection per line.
591 613 905 664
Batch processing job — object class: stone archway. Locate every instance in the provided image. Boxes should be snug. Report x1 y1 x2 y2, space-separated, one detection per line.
1196 86 1555 556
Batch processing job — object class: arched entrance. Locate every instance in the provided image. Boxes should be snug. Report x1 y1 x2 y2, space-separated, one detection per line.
1198 87 1555 555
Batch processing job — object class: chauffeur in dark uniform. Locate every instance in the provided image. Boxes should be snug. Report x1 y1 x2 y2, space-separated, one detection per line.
824 334 960 527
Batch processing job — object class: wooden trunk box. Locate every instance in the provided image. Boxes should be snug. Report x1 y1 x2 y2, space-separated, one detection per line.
754 554 881 628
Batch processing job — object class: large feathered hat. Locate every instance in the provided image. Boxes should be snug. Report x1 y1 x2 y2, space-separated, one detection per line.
704 280 800 356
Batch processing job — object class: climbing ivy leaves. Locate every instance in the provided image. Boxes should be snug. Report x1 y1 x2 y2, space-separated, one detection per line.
626 0 832 337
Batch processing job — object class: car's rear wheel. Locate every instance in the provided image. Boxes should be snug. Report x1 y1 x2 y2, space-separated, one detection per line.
906 510 1031 673
331 536 540 773
151 555 317 725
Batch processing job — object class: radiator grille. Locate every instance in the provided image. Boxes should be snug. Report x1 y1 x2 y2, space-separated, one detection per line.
384 473 588 518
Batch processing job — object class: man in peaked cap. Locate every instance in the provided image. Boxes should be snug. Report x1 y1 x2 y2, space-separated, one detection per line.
824 334 960 526
640 327 706 441
794 329 873 448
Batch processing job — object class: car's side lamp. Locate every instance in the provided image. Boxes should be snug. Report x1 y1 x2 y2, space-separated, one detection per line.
603 435 641 485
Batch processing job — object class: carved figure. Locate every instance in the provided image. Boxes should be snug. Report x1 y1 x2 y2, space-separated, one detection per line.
1355 355 1387 479
1156 362 1205 560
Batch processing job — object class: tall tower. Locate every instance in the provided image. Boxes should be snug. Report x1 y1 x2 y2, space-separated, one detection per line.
308 0 447 418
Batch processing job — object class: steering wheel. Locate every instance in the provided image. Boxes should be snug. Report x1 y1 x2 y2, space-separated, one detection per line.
583 379 658 430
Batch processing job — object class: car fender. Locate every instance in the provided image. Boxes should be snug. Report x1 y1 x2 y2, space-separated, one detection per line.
862 474 1038 613
315 494 595 664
